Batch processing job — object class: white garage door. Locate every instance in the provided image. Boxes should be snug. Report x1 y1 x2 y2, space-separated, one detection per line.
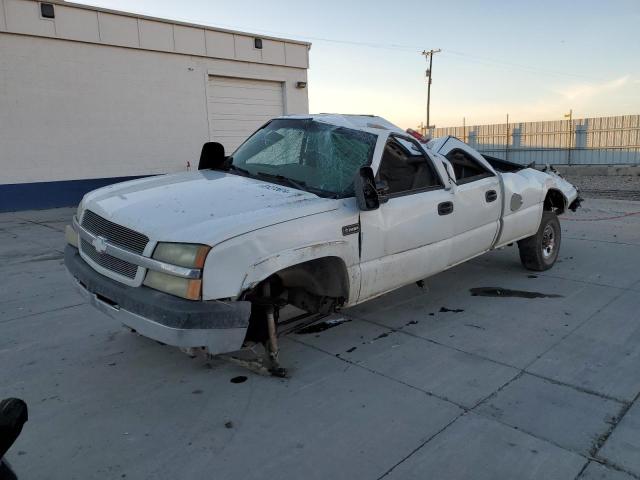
207 76 284 153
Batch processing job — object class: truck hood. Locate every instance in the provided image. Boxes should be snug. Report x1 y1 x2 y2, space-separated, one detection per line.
82 171 340 246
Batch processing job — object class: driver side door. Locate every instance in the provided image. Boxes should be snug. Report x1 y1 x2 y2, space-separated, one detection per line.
358 135 455 301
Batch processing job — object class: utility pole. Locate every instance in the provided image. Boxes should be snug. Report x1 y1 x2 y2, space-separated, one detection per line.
422 48 441 133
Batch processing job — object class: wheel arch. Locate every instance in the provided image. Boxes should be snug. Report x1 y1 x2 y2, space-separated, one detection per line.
544 188 567 215
272 256 350 299
240 242 353 304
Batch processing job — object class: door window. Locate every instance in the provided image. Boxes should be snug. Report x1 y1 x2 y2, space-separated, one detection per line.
445 149 495 184
376 136 443 196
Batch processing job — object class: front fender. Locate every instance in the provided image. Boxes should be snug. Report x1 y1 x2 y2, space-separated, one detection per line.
242 240 355 293
203 238 357 302
541 170 579 209
201 206 361 301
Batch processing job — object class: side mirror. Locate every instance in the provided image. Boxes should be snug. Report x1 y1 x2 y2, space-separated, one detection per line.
198 142 226 170
354 166 381 211
375 180 390 204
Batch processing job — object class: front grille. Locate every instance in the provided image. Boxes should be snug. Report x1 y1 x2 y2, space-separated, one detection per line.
80 210 149 280
81 210 149 255
81 239 138 279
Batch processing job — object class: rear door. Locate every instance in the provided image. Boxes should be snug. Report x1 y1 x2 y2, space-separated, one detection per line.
207 76 284 152
439 143 502 265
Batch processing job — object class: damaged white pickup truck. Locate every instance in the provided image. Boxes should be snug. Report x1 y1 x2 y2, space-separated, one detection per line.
65 114 581 374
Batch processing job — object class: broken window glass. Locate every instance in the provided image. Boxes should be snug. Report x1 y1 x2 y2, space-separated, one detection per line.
231 119 377 197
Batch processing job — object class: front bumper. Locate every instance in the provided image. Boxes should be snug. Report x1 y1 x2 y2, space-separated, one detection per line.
64 245 251 354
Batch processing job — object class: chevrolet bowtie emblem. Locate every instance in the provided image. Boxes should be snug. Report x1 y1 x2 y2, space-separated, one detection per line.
92 236 108 254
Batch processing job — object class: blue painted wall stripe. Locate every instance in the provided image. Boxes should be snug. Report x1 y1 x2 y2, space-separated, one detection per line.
0 176 148 212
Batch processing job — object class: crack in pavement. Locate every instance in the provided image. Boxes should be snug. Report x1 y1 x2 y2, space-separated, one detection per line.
0 303 85 325
375 412 467 480
291 337 640 480
347 312 629 404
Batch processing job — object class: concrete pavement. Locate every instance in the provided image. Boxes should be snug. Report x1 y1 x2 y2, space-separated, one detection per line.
1 198 639 479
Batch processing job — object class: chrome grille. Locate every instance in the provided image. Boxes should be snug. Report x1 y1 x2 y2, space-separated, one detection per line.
81 210 149 255
81 239 138 279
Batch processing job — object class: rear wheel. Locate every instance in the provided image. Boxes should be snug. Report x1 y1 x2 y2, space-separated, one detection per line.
518 211 561 271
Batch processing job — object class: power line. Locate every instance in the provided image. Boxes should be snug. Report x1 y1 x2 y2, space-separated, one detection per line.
443 50 604 82
199 22 603 82
77 2 605 82
245 27 604 82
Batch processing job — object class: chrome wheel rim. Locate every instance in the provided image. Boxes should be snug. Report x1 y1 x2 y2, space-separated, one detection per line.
542 224 555 259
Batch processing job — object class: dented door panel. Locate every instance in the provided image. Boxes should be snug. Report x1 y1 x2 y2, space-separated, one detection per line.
447 175 501 266
496 170 545 246
358 188 454 302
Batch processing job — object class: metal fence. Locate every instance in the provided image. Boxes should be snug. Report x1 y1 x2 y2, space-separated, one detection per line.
428 115 640 165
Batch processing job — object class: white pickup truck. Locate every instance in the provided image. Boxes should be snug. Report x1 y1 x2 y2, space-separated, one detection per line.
65 114 580 371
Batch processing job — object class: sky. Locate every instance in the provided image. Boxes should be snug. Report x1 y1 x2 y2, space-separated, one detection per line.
77 0 640 129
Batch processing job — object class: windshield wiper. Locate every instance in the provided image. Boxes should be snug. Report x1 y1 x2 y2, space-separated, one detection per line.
253 171 338 198
256 171 309 192
227 164 251 176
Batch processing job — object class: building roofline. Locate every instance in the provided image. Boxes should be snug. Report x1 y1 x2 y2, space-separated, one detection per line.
50 0 311 47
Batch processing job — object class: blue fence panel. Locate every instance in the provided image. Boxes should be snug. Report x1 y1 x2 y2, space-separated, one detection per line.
429 115 640 165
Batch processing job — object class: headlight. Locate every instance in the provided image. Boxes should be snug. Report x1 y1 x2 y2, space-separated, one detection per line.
143 243 211 300
67 200 85 247
76 199 85 222
151 243 210 268
65 224 78 248
143 271 202 300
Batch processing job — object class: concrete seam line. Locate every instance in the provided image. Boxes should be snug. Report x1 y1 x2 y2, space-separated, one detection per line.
346 313 630 404
294 332 639 478
522 288 628 373
586 457 640 480
470 370 525 410
573 459 592 480
465 409 597 464
0 303 85 325
348 313 521 372
287 336 468 410
564 236 640 247
375 412 467 480
24 219 68 232
467 258 634 291
589 390 640 477
533 271 635 291
522 371 628 405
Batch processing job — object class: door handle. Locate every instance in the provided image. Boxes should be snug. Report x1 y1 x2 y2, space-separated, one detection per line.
485 190 498 202
438 201 454 216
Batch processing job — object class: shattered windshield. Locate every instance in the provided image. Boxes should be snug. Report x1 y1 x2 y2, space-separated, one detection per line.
230 119 377 197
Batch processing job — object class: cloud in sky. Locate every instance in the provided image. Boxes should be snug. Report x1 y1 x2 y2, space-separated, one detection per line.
557 75 630 101
430 74 638 128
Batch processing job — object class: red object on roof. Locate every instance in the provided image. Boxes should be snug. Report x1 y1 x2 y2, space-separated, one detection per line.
406 128 429 143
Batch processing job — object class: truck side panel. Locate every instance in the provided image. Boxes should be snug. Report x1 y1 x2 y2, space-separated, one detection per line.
495 170 544 246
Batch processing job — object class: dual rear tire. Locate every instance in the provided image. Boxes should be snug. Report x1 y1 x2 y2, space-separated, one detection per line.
518 211 561 271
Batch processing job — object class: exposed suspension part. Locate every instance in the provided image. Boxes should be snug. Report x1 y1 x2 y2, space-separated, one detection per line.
220 278 287 377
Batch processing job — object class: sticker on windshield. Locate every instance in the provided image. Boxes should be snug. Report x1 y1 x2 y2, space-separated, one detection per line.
342 223 360 236
258 184 290 193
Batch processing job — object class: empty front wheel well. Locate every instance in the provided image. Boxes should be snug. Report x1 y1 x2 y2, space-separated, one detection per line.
243 256 350 314
241 257 349 347
544 189 566 215
274 256 349 301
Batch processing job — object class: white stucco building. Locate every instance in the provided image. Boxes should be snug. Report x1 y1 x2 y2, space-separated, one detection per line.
0 0 310 210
